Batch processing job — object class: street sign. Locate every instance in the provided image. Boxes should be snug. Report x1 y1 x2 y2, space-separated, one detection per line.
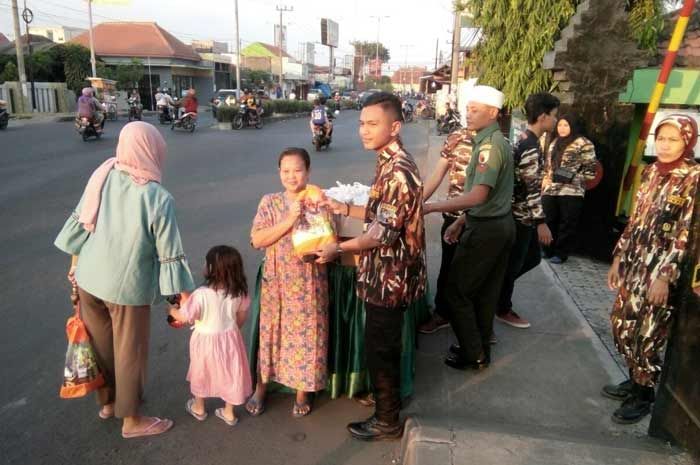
22 8 33 24
321 18 339 48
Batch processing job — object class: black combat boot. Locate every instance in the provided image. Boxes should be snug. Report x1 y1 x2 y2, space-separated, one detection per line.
612 382 655 424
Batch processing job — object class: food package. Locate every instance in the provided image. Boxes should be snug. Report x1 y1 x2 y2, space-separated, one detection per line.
291 185 336 260
324 181 370 238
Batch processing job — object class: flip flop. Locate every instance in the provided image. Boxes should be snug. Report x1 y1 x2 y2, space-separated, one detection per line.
185 398 208 421
215 408 239 426
292 400 312 418
245 397 265 417
98 406 114 420
121 417 173 439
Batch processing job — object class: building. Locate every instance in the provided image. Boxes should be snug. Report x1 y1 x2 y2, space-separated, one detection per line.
0 33 9 46
390 66 427 93
70 22 214 107
30 26 86 44
0 34 55 55
192 40 236 91
241 42 308 97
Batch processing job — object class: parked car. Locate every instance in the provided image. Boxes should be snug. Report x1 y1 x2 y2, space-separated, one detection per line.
307 89 325 102
211 89 239 118
341 91 357 102
357 89 381 108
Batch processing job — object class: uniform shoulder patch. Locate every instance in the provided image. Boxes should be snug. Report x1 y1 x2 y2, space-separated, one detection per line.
377 203 398 222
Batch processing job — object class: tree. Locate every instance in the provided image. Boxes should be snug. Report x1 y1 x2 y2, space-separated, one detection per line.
115 58 144 90
62 44 92 94
351 41 390 62
364 76 393 92
0 62 18 83
242 69 272 87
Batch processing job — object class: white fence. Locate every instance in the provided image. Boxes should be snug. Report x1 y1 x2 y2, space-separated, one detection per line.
0 82 72 114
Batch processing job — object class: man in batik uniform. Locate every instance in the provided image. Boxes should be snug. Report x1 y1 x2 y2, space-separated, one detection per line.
603 114 700 424
317 92 427 441
419 128 473 334
495 93 559 329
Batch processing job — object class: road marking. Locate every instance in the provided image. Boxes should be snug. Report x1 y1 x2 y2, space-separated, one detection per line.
1 397 28 415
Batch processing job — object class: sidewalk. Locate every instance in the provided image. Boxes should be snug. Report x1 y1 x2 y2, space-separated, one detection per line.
398 130 695 465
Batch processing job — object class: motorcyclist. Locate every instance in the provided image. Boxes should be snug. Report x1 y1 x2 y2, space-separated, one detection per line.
242 88 259 121
128 88 143 113
333 91 341 112
76 87 105 131
179 88 198 119
309 97 332 140
157 88 176 120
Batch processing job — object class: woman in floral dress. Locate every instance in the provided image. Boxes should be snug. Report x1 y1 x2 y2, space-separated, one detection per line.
248 147 329 417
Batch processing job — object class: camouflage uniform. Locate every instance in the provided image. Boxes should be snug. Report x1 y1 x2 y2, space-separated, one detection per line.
497 130 547 315
611 160 700 387
432 129 473 321
356 138 426 425
541 136 598 260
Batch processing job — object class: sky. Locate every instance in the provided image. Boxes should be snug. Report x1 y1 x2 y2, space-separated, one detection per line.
0 0 457 71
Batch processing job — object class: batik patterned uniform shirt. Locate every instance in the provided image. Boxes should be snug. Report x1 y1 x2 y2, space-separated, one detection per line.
440 129 474 218
542 136 597 197
357 140 427 308
512 130 547 226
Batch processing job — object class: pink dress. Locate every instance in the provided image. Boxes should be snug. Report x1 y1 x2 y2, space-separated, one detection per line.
252 193 329 392
180 286 253 405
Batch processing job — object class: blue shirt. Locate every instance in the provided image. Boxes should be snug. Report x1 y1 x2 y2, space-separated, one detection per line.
54 170 195 306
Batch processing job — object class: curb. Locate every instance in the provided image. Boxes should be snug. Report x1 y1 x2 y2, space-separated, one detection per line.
400 417 453 465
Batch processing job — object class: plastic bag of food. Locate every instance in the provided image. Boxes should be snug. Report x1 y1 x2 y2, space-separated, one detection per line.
60 287 105 399
292 185 336 260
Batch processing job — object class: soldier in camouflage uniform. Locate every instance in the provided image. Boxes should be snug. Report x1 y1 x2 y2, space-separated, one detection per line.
541 114 598 263
317 92 426 441
495 93 559 329
603 115 700 424
419 128 473 333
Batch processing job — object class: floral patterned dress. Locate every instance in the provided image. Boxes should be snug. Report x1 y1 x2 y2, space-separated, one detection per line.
252 192 329 392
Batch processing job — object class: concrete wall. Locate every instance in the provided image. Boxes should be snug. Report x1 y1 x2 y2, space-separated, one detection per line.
0 81 71 113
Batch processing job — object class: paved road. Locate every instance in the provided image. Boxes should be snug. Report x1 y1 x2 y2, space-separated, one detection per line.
0 111 431 465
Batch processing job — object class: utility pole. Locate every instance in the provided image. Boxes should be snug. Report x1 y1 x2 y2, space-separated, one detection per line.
22 0 35 111
369 15 389 79
400 44 411 94
434 37 439 69
234 0 241 98
11 0 27 113
86 0 97 77
276 5 293 91
450 8 462 89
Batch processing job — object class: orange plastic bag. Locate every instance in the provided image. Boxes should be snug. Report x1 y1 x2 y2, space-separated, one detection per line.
60 286 104 399
292 185 336 259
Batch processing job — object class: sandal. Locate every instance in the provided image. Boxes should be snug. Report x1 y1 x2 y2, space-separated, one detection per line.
98 405 115 420
292 397 312 418
245 397 266 416
215 408 239 426
185 398 208 421
121 417 174 439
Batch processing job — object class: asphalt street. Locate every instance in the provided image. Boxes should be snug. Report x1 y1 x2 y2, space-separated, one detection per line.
0 111 431 465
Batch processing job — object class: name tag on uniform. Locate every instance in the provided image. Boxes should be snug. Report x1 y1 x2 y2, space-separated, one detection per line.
667 195 684 206
377 203 398 223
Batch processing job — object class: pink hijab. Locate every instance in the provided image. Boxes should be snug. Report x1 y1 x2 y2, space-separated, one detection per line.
78 122 167 232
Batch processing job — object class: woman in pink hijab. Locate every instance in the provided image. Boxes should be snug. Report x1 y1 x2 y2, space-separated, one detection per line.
55 122 195 439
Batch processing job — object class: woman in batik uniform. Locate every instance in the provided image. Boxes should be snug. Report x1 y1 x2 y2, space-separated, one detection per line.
603 114 700 424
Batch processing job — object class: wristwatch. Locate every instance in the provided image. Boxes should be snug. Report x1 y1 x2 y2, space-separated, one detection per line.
335 244 344 256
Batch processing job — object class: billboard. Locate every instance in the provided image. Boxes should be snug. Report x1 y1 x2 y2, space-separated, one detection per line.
321 18 339 48
305 42 315 65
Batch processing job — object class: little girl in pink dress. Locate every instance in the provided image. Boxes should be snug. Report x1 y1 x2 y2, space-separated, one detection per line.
169 245 252 426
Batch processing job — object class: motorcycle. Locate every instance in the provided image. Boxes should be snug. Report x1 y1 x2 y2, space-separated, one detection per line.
0 99 9 130
312 124 331 151
75 116 101 141
104 96 118 121
232 103 263 130
437 107 461 135
402 102 414 123
171 112 197 132
127 98 142 121
415 100 435 119
158 104 175 125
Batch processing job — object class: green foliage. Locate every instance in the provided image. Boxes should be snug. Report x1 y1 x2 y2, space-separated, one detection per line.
242 69 272 87
0 61 18 83
216 105 237 122
463 0 578 108
364 76 395 93
115 59 145 90
626 0 665 50
62 44 92 94
351 41 391 62
96 62 116 81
